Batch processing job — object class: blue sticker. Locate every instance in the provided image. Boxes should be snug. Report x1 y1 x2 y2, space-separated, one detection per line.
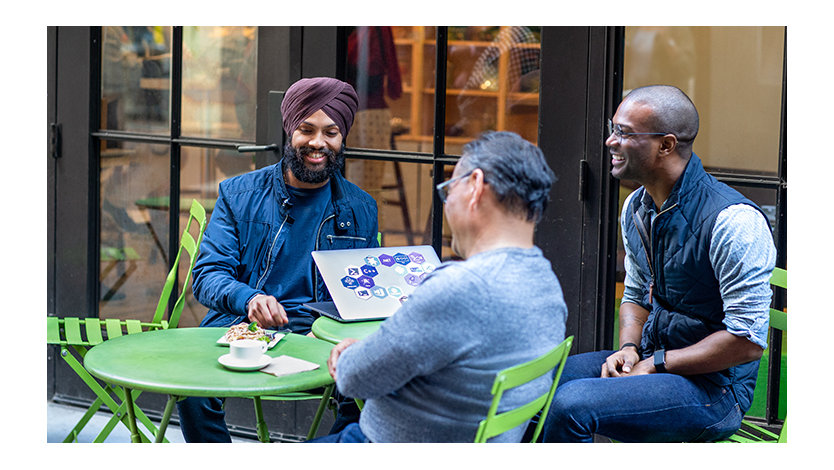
341 276 359 289
388 286 403 297
371 286 388 298
364 256 381 267
357 275 375 289
360 265 379 277
346 265 361 277
394 253 411 265
355 288 372 300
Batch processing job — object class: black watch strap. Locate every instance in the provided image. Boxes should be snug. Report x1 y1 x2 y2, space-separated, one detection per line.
653 349 667 373
620 342 641 354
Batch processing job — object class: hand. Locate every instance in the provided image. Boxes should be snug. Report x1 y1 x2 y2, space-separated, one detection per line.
600 348 641 378
622 357 657 376
327 338 360 380
247 294 289 328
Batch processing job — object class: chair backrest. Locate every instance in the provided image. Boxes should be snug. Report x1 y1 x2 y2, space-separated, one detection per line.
151 199 208 328
769 267 786 333
47 317 161 346
474 336 574 443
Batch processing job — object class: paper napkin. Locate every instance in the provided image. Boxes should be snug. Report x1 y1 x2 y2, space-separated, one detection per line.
260 355 320 377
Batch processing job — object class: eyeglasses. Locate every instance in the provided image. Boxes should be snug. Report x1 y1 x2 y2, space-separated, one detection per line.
607 119 668 142
436 170 474 204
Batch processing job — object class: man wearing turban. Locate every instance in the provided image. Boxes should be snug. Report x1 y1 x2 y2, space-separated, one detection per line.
178 77 379 442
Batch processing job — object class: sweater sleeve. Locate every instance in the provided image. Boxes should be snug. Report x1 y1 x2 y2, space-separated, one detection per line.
335 265 483 399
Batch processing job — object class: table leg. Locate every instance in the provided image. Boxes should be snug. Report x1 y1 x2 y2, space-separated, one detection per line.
155 395 178 443
306 383 336 441
253 396 270 442
123 387 141 443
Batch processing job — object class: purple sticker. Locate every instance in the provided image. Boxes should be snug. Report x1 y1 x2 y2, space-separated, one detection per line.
408 252 425 264
404 273 421 286
360 265 379 277
379 254 396 266
357 275 375 289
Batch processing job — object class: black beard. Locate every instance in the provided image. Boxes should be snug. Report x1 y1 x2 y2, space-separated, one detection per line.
283 143 345 184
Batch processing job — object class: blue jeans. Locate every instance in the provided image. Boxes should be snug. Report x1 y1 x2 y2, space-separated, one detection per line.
308 422 370 442
541 350 743 443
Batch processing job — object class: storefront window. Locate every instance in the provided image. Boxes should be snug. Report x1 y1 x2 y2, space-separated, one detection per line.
101 26 172 134
182 26 258 140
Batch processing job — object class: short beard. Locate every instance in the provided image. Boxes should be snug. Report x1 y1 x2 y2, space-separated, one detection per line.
283 142 345 184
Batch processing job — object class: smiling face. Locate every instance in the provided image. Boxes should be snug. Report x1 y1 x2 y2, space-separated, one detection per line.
285 109 344 187
606 100 663 183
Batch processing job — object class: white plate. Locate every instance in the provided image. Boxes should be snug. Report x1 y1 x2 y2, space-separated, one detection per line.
218 354 272 371
216 332 286 349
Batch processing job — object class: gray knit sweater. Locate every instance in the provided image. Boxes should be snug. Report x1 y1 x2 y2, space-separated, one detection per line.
335 246 567 442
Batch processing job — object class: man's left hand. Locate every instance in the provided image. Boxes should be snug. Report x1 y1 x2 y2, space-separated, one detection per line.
623 358 657 376
327 338 360 380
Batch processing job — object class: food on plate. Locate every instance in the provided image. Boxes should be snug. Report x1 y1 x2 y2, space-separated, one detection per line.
223 321 271 342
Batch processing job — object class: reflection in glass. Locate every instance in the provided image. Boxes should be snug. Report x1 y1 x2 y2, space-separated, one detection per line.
181 26 258 140
623 26 783 174
99 142 170 322
101 26 172 135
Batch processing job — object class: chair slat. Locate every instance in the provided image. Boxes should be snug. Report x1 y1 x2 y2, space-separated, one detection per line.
125 319 143 335
105 318 123 339
84 319 104 345
64 318 84 345
47 317 61 344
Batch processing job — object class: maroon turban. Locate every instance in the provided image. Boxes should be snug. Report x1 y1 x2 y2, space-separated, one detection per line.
281 77 359 139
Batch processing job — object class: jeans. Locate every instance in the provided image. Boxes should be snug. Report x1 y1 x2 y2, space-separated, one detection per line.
541 350 743 443
308 422 370 443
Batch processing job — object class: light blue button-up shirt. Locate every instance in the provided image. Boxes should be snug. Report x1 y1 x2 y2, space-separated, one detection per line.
620 191 777 349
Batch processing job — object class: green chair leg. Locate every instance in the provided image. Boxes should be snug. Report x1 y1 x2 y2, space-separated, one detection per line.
306 384 336 441
252 396 270 442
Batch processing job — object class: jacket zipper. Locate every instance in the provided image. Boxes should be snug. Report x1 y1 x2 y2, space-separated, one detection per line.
312 214 336 301
327 234 368 243
255 214 290 291
634 201 677 350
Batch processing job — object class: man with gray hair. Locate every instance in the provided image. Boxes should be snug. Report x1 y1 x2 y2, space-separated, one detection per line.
541 85 776 442
314 131 568 442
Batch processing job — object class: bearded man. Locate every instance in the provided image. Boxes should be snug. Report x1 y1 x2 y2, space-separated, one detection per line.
178 77 379 442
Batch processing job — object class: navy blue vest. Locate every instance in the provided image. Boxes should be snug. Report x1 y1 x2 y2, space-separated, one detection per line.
623 154 769 412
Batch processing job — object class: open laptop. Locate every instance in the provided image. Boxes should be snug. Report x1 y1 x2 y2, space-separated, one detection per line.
305 245 442 322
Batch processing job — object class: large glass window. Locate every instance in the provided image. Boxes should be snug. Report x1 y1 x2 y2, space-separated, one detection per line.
98 27 257 326
343 26 541 259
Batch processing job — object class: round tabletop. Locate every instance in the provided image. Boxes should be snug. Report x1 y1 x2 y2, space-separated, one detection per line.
311 316 384 344
83 327 335 398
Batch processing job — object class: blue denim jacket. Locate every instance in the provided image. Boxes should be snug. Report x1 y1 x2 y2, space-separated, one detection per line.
192 160 379 328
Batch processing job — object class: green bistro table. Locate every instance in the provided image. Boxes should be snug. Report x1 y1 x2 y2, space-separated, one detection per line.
311 316 384 344
83 327 335 443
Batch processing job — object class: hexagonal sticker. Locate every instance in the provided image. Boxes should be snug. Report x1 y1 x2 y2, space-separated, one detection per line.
393 253 411 265
393 265 407 276
360 265 379 277
408 252 425 264
340 276 359 289
404 273 421 286
422 263 436 273
371 286 388 298
398 295 409 304
387 286 403 297
407 264 424 274
357 275 375 289
378 254 396 267
364 256 381 267
345 265 361 277
354 287 372 300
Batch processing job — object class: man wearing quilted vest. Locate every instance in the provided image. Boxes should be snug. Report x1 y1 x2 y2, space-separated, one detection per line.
541 85 776 442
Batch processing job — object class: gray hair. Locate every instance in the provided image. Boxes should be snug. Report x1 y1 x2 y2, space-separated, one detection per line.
624 85 699 156
459 131 556 223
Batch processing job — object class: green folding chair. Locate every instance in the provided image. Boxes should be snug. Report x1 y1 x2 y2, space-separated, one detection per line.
718 267 787 443
474 336 574 443
47 199 207 442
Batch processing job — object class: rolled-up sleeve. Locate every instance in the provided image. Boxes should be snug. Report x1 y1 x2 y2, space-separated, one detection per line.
620 191 650 309
709 204 777 349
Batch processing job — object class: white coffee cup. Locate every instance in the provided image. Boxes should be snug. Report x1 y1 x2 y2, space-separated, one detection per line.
230 339 267 363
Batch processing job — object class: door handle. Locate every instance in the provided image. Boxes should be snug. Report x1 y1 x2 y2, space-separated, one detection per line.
236 144 279 152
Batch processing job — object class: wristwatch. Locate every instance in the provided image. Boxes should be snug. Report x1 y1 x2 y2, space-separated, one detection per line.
653 349 667 373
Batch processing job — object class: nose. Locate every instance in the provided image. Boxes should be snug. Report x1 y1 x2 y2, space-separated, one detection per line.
308 130 326 149
605 132 619 148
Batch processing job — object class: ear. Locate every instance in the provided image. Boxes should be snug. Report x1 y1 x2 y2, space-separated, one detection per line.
467 169 487 210
657 134 678 157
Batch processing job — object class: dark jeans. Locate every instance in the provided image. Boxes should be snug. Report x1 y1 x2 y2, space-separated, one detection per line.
176 392 360 442
541 350 743 443
307 422 370 443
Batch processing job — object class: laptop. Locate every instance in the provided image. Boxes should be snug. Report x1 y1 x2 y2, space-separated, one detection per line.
305 245 442 322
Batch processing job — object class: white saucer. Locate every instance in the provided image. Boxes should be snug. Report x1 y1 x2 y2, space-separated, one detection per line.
218 354 272 371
